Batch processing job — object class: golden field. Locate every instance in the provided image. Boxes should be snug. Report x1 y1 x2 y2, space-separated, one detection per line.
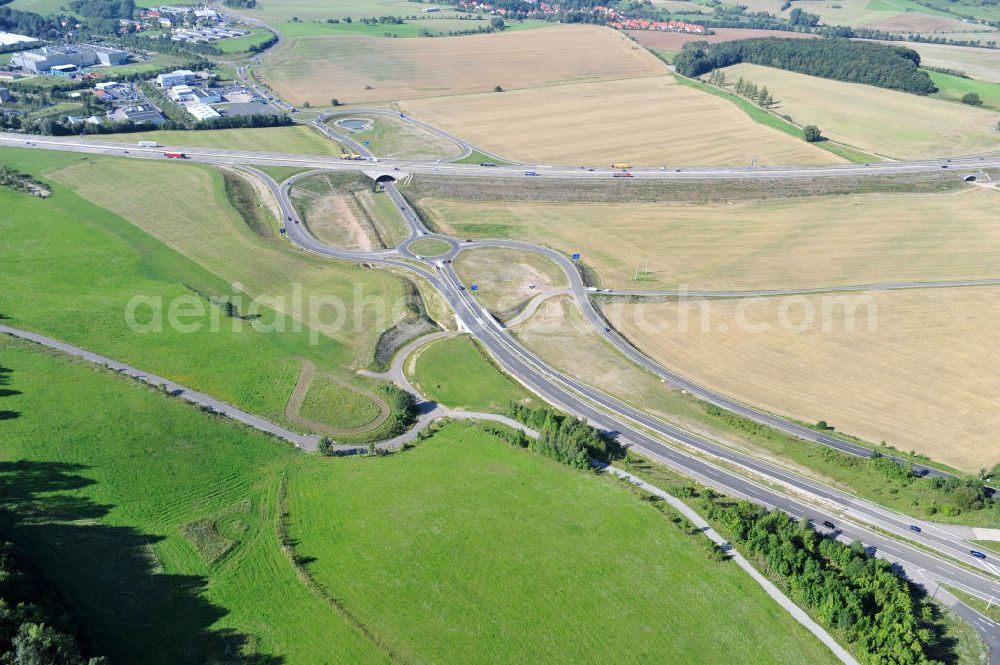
259 24 664 105
401 75 842 166
420 188 1000 291
603 286 1000 471
720 63 1000 159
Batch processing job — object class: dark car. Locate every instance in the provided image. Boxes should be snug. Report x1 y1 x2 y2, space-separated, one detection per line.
909 525 922 533
464 238 473 243
822 521 836 530
970 550 987 559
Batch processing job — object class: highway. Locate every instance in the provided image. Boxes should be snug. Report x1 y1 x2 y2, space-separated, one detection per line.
4 117 998 660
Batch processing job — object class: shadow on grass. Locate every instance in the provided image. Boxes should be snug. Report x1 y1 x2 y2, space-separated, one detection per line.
0 461 284 665
0 363 19 421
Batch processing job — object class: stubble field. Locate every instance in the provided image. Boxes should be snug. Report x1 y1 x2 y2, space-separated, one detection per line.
401 75 842 166
893 42 1000 82
604 286 1000 471
259 24 664 105
719 63 1000 159
420 188 1000 291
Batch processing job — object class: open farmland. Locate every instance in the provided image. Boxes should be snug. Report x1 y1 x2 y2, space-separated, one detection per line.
90 125 341 155
863 11 978 32
604 286 1000 471
891 41 1000 82
719 63 1000 158
401 75 842 166
228 0 474 24
258 24 665 105
421 188 1000 291
288 422 842 665
627 27 818 50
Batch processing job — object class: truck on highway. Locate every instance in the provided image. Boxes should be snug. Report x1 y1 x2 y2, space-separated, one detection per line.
611 163 632 169
137 140 161 148
523 170 537 176
480 162 497 167
163 151 186 159
340 153 364 160
612 171 633 178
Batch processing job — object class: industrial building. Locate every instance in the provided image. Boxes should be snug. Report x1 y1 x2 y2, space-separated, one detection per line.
107 104 166 125
156 69 196 88
186 103 220 120
10 44 129 75
168 84 221 105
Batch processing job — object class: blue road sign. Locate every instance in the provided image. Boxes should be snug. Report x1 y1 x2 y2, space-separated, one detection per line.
362 141 369 146
572 252 581 260
470 284 479 292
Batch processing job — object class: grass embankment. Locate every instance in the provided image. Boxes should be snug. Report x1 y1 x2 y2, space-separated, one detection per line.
943 586 1000 624
90 125 340 155
407 334 533 412
0 337 842 665
0 148 406 434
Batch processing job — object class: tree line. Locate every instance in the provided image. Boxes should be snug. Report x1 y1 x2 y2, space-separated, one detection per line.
674 37 937 95
704 499 955 665
0 540 106 665
505 403 619 469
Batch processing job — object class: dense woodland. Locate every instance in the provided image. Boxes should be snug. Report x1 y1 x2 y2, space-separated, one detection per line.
675 37 938 94
0 540 105 665
706 500 956 665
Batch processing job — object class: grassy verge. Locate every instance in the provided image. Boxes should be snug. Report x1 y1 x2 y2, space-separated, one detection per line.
943 585 1000 624
252 164 313 182
407 334 534 412
451 148 513 166
89 125 341 155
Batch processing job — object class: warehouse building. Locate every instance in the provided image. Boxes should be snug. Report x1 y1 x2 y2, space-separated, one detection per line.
10 44 129 74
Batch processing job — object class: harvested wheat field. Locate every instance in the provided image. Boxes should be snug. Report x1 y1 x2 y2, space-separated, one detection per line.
721 63 1000 158
628 28 817 50
401 76 841 166
604 286 1000 471
863 12 974 33
889 41 1000 82
259 24 664 105
421 188 1000 291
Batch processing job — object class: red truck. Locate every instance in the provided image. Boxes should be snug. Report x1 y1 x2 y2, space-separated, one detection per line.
164 151 186 159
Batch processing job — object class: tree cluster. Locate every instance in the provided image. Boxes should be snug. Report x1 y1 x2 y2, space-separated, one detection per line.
223 0 256 7
0 540 106 665
706 500 951 665
0 5 66 39
675 37 937 95
729 75 774 107
506 403 618 468
0 165 47 194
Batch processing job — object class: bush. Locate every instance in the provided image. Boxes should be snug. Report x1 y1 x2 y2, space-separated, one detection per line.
961 92 982 106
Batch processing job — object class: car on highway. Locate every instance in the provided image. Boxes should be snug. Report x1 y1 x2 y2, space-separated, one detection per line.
822 521 836 530
970 550 987 559
909 525 922 533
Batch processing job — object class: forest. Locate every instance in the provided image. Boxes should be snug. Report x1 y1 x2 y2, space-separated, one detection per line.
674 37 938 95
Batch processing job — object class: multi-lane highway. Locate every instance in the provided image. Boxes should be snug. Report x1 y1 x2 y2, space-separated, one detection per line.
4 117 998 660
